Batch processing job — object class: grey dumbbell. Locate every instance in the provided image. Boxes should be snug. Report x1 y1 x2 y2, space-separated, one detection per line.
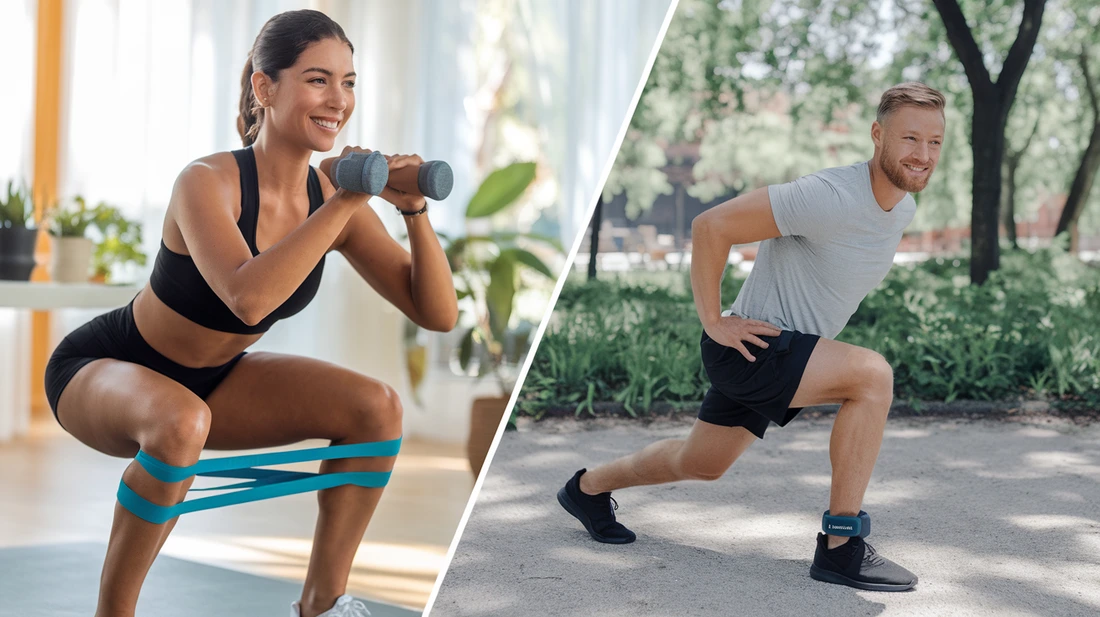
333 151 389 194
388 160 454 200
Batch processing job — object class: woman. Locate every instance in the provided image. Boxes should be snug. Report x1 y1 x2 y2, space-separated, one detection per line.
44 10 457 617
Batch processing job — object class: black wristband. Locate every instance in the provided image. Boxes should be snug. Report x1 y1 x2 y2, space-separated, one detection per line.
397 204 428 217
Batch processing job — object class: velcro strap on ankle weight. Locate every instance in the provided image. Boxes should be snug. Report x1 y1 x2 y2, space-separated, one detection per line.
822 510 871 537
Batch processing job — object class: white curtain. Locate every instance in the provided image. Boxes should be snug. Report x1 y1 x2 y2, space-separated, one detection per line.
0 0 38 443
0 0 37 185
516 0 672 247
44 0 671 443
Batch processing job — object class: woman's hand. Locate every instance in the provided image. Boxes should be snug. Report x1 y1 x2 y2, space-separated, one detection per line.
380 154 428 213
318 145 375 190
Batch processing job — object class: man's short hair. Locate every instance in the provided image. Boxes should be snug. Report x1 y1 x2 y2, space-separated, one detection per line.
876 82 946 124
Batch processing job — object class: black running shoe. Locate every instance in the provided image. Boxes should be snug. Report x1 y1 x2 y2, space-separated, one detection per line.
809 533 917 591
556 469 636 544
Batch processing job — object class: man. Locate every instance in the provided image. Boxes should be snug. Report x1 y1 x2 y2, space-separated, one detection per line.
557 82 946 592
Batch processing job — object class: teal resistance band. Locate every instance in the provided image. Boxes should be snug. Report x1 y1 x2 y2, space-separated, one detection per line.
117 438 402 524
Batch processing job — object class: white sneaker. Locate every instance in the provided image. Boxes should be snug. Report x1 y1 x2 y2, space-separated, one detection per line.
290 594 372 617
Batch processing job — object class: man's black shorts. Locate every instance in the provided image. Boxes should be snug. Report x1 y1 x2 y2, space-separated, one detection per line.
698 328 821 438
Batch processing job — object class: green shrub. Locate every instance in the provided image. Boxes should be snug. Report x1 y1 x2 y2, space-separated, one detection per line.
516 246 1100 417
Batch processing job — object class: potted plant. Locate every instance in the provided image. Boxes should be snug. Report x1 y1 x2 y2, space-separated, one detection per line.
445 162 562 476
46 196 99 283
47 197 148 284
0 180 40 281
90 203 146 283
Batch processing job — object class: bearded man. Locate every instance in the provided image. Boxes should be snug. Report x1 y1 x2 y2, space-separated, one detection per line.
558 82 946 592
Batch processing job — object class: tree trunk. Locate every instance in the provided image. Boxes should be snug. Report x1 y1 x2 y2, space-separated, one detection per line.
932 0 1045 285
1054 122 1100 245
1002 158 1019 249
970 102 1010 284
588 195 603 281
674 184 685 271
1002 116 1040 251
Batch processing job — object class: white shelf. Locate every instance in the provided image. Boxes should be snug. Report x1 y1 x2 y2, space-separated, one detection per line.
0 281 140 310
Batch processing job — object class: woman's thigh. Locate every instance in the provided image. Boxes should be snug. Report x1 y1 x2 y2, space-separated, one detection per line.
55 358 209 458
201 351 403 451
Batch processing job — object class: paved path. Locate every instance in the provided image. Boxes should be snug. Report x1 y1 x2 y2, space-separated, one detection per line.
432 416 1100 617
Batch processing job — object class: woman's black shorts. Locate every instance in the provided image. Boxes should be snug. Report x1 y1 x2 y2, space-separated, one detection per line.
44 301 246 430
698 328 820 439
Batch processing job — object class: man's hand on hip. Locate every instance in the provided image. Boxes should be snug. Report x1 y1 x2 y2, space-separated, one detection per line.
705 315 783 362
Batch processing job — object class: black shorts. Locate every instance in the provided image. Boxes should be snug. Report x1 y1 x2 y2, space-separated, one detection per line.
698 328 820 439
44 301 246 430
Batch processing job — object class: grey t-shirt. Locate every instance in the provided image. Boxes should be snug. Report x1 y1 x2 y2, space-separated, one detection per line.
728 161 916 340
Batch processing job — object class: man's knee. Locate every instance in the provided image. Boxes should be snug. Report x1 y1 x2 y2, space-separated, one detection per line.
848 350 894 406
677 451 728 481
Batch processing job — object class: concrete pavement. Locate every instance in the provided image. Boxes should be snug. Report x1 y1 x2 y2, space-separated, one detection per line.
431 415 1100 617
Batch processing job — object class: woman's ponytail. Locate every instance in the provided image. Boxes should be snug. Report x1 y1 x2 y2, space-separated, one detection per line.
237 54 262 146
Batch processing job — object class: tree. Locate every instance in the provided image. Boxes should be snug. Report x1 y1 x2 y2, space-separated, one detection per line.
605 0 1100 275
931 0 1046 283
605 0 888 216
1002 113 1041 249
1054 44 1100 250
588 196 602 280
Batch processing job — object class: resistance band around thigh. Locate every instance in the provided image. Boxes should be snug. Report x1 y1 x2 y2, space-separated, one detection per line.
117 438 402 524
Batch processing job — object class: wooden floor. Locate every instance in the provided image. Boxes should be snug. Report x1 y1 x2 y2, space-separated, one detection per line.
0 417 474 611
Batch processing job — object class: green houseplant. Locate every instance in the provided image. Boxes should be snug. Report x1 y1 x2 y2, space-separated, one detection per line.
443 161 562 475
46 196 146 283
46 196 98 283
0 180 40 281
90 203 146 283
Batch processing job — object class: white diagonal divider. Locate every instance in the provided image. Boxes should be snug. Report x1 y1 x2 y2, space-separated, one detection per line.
421 2 683 613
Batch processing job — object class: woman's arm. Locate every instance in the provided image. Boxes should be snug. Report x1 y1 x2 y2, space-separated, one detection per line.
171 158 365 326
333 156 458 332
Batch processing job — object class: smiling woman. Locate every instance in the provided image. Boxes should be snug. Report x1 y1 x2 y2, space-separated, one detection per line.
237 12 357 149
42 9 457 617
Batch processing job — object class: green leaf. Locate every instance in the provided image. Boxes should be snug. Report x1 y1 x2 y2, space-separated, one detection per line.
500 248 554 279
486 256 517 341
466 162 537 218
458 327 476 372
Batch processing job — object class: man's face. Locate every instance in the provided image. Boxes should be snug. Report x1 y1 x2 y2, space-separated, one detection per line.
873 106 945 193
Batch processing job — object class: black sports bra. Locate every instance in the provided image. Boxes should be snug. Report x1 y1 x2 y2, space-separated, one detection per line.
149 147 326 334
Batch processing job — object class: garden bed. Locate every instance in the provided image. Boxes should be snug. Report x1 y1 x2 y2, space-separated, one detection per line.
517 245 1100 421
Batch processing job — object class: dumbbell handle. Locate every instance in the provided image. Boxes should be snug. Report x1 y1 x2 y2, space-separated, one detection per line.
387 160 454 201
332 152 389 195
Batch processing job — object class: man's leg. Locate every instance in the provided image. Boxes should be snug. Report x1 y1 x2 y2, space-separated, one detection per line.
785 338 894 548
785 337 916 590
579 419 757 495
559 386 766 544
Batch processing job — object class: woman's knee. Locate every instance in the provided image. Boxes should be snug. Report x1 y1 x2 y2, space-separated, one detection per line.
138 401 212 466
343 379 404 440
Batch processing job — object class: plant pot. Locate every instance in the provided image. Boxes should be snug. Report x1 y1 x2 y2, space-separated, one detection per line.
467 395 510 478
0 226 39 281
49 236 94 283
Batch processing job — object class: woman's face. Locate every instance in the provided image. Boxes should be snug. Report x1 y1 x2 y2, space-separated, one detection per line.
262 37 356 152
